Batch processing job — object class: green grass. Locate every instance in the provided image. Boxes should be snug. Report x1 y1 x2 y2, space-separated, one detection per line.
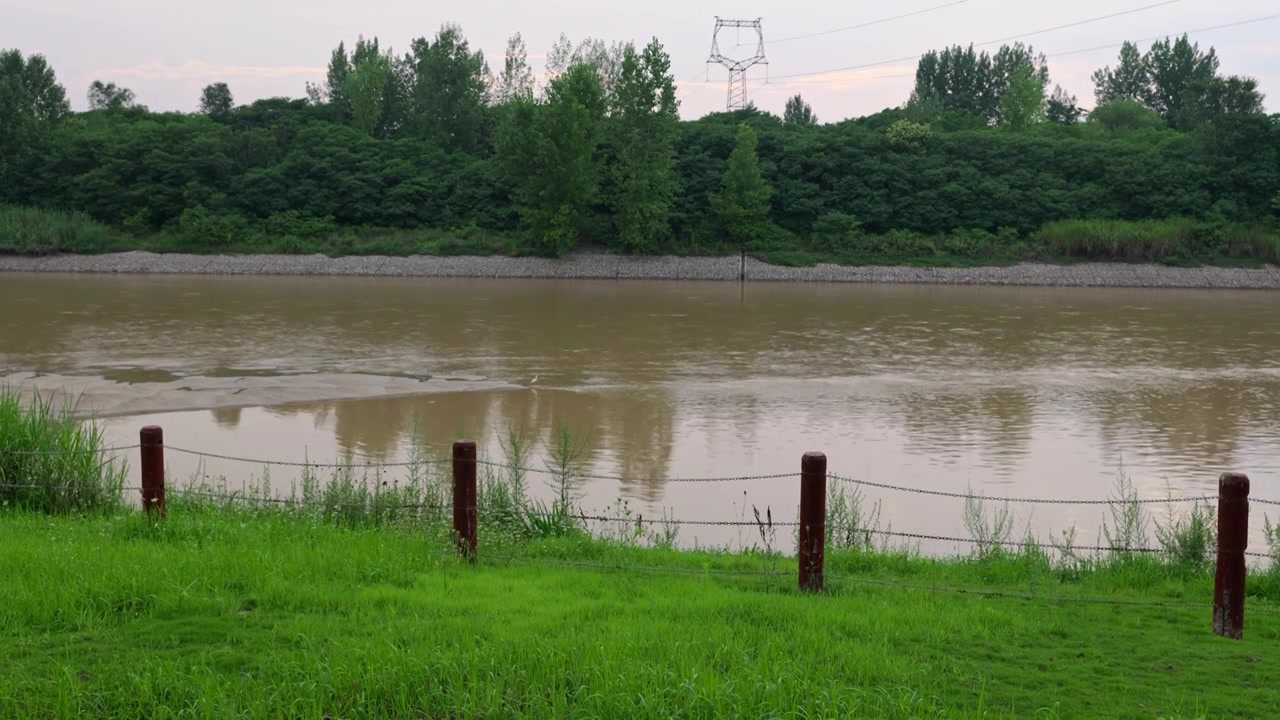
6 204 1279 268
0 205 517 258
1039 218 1280 266
0 389 126 514
0 206 118 255
137 225 517 258
2 497 1279 719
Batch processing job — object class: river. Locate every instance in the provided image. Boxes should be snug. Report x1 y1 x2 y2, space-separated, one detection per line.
3 273 1278 553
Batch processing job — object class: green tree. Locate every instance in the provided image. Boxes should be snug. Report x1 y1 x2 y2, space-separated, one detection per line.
199 82 234 118
998 59 1047 130
783 94 817 126
911 45 996 123
1045 85 1082 124
308 42 352 121
1091 41 1149 106
911 43 1044 126
0 50 69 128
1180 75 1266 128
87 80 138 111
494 32 535 104
408 24 491 152
712 123 773 248
608 38 679 253
498 63 606 256
1091 35 1224 127
1144 35 1218 124
346 37 392 137
545 34 627 99
991 44 1047 117
0 50 70 203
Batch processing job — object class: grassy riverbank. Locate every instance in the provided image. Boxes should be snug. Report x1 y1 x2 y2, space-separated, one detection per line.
4 394 1280 717
2 500 1280 719
4 205 1279 268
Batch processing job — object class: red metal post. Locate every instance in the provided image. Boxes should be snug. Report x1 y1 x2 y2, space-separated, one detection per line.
452 440 478 562
139 426 166 519
1214 472 1249 640
799 452 827 593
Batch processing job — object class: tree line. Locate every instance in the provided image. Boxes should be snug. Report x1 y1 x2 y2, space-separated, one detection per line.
1 27 1278 263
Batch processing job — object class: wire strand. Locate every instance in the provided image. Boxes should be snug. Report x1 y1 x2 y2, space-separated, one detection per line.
165 446 446 469
481 554 1280 613
3 445 140 456
829 473 1227 506
769 0 972 44
766 9 1272 83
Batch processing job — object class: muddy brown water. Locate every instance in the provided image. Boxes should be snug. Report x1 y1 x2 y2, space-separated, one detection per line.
3 273 1279 554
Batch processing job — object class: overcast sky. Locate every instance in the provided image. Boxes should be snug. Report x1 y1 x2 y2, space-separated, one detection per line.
3 0 1277 120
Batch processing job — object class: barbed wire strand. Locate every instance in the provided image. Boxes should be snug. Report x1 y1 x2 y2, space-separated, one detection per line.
100 492 1276 561
6 445 1277 505
165 446 447 469
474 458 798 484
0 483 143 493
479 554 1280 614
830 473 1229 506
3 445 141 456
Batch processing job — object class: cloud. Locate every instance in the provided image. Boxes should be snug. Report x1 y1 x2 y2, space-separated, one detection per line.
758 65 918 90
95 60 324 82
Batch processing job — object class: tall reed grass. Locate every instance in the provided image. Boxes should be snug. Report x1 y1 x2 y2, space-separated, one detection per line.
1040 218 1280 263
0 205 117 255
0 389 126 513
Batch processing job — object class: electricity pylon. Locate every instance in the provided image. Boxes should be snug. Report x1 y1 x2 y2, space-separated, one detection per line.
706 17 767 111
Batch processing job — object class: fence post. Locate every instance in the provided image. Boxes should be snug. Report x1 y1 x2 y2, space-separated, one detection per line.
799 451 827 593
452 440 478 563
1214 472 1249 640
139 426 166 519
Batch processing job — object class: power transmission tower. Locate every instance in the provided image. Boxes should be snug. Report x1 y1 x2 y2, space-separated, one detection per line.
706 17 767 111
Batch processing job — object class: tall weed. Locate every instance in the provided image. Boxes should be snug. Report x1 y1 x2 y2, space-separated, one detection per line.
0 205 116 255
1102 467 1149 558
1155 500 1217 570
963 491 1014 559
0 389 126 514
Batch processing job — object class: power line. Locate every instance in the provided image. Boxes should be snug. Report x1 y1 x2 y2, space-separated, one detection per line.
763 11 1279 85
1047 14 1280 58
977 0 1182 48
767 0 1185 81
768 0 973 45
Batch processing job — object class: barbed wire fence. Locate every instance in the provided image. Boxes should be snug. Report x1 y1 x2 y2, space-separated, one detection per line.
4 435 1280 628
5 441 1278 549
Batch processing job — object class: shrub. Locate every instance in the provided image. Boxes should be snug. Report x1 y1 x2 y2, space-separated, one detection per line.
809 212 862 253
176 205 248 248
887 119 932 153
1088 99 1165 133
260 211 337 239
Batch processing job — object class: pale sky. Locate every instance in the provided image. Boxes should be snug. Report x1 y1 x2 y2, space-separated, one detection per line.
3 0 1277 121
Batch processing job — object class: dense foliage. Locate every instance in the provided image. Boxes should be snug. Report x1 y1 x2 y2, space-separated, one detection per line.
1 30 1278 264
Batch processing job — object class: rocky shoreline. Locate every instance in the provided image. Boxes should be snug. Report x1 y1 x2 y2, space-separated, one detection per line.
1 251 1278 289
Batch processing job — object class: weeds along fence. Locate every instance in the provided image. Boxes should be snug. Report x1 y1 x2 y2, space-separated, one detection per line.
4 424 1280 640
